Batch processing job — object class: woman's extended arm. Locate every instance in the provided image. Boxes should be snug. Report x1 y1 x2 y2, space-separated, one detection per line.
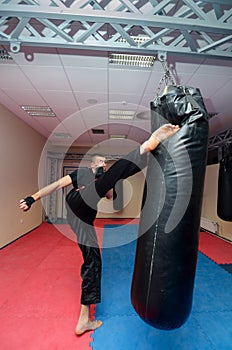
19 175 72 212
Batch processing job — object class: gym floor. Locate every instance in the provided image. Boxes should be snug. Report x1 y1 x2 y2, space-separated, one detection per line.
0 220 231 350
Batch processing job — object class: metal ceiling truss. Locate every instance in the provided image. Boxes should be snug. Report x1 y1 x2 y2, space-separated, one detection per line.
208 129 232 150
0 0 231 59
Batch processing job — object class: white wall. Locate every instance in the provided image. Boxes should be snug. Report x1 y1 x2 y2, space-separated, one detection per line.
201 164 232 241
0 104 46 248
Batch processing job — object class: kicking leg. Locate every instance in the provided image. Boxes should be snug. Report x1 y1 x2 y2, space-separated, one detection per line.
94 123 180 198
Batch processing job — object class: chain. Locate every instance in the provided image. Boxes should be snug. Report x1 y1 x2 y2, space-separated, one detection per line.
155 55 177 98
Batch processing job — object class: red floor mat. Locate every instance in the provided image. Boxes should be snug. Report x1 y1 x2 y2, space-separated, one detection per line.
0 222 99 350
199 231 232 264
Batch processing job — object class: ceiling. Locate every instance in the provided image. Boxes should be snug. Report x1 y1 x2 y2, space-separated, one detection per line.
0 0 232 155
1 47 231 152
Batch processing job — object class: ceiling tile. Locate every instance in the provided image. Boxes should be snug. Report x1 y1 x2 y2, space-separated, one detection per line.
108 68 151 95
62 113 89 138
74 91 108 110
209 80 232 114
59 53 108 68
2 88 46 106
11 48 61 66
0 64 34 89
188 74 230 98
65 66 107 92
20 66 71 90
39 90 78 108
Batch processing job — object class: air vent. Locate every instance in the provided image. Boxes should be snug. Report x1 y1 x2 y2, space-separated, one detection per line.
92 129 105 134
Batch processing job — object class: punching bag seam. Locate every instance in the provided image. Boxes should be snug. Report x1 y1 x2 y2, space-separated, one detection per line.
145 145 170 316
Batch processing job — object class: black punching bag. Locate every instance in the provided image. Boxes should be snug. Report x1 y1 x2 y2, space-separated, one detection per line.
131 86 209 329
217 152 232 221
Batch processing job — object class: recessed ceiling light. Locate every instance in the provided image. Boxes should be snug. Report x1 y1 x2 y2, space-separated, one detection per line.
87 98 98 105
135 111 150 120
109 109 135 120
21 105 56 117
109 54 155 67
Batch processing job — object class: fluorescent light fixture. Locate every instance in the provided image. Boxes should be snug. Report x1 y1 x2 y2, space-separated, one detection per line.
117 35 157 45
109 54 155 67
21 105 56 117
0 49 12 61
28 111 56 117
109 109 135 120
53 132 72 138
110 134 127 139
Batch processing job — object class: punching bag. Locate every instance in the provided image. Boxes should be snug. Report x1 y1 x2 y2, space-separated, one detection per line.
217 151 232 221
131 85 209 329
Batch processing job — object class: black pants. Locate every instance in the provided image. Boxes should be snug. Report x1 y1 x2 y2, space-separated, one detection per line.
66 147 147 305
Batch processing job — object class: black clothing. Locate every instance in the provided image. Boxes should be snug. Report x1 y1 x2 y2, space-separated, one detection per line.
69 167 94 189
66 147 147 305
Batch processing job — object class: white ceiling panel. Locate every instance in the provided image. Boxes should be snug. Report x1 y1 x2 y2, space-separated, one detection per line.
210 80 232 114
50 106 81 122
143 70 166 96
2 88 46 106
62 114 88 137
11 48 61 66
20 66 71 90
59 53 108 68
74 92 108 110
74 130 93 143
0 45 231 149
108 93 142 106
196 59 232 75
169 56 205 73
0 64 34 89
108 123 131 134
108 69 152 95
39 90 78 108
81 105 108 129
65 67 108 92
188 74 230 99
29 117 61 132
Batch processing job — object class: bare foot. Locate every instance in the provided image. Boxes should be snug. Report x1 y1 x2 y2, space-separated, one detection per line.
140 124 179 154
153 123 180 143
75 319 103 335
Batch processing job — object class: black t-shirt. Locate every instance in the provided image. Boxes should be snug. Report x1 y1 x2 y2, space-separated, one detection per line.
69 167 95 189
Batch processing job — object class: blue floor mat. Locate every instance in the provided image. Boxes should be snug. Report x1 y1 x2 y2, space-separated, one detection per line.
92 225 232 350
220 264 232 275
